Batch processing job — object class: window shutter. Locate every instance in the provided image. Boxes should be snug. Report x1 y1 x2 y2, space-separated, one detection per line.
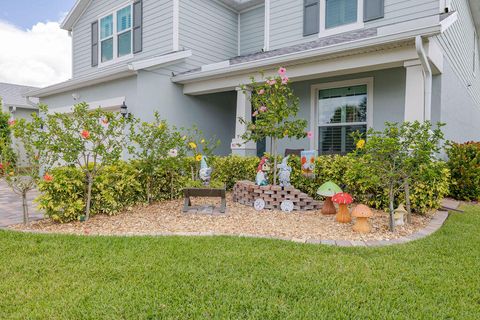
133 0 143 53
304 0 319 36
364 0 384 22
91 21 99 67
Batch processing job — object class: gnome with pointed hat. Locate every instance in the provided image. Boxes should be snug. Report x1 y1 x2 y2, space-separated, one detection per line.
199 156 212 186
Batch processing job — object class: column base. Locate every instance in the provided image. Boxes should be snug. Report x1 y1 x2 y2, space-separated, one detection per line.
231 139 257 156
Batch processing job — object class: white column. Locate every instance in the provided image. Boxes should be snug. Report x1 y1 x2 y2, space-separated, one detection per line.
231 87 257 156
404 60 426 122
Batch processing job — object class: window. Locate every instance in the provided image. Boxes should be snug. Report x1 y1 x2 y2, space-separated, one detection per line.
311 80 372 155
325 0 358 29
99 4 133 64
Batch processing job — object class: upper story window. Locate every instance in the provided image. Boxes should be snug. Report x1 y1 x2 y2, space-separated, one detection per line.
304 0 384 38
100 5 133 64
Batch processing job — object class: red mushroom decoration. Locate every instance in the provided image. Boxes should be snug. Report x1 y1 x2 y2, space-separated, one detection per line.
332 192 353 223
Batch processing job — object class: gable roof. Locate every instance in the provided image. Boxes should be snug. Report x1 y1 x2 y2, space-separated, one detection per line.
0 82 38 108
61 0 263 31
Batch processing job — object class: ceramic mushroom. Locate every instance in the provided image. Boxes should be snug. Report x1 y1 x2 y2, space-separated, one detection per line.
352 204 373 233
317 181 342 215
332 192 353 223
394 204 407 226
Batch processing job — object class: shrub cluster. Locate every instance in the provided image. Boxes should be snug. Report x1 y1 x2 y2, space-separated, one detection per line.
447 142 480 201
37 154 449 222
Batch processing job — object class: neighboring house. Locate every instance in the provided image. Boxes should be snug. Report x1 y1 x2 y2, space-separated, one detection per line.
26 0 480 156
1 82 38 120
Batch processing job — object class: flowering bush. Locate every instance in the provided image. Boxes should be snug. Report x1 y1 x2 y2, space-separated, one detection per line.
240 67 307 185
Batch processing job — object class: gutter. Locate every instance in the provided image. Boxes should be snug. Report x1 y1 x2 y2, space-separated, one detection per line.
415 35 432 121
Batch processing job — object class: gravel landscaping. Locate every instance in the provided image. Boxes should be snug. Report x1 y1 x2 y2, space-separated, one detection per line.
10 194 433 241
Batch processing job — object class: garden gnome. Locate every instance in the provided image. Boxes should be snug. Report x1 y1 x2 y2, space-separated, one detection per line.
394 204 407 226
256 157 270 186
317 181 342 215
278 156 292 187
199 156 212 186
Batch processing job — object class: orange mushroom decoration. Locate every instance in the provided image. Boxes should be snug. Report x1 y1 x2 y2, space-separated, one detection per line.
332 193 353 223
352 204 374 233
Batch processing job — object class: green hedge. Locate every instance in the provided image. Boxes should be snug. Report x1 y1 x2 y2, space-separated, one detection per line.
37 155 450 222
447 142 480 201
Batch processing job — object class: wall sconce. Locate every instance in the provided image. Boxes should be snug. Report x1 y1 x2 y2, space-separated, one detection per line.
120 101 130 118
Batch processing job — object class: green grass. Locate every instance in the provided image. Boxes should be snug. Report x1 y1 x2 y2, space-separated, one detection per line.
1 207 480 319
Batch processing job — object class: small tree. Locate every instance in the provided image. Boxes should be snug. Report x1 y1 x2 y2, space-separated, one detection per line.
41 103 131 221
129 112 187 202
353 121 444 231
240 67 307 185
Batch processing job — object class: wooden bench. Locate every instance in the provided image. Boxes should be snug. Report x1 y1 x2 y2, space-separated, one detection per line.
183 188 227 214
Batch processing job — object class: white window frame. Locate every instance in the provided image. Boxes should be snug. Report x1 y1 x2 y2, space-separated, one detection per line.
319 0 364 38
98 1 134 68
310 77 373 151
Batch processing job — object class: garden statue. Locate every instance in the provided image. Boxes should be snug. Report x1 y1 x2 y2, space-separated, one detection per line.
352 204 374 233
256 156 270 186
199 156 212 186
394 204 407 226
277 156 292 187
317 181 342 215
332 192 353 223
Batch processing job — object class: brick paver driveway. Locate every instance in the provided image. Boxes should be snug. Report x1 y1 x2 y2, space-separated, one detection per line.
0 180 43 227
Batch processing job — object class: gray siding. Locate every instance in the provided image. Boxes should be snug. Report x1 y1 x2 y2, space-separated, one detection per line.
435 0 480 106
274 68 406 153
72 0 173 78
178 0 239 72
240 6 265 55
269 0 440 50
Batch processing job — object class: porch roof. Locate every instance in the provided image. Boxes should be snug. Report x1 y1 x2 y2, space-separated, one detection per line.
172 12 457 94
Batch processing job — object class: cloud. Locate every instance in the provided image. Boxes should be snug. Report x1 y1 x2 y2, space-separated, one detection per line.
0 20 71 88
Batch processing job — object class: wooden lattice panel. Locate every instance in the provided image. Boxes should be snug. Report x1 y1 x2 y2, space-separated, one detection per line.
233 181 321 211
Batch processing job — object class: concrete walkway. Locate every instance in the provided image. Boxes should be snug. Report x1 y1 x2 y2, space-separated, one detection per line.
0 180 42 227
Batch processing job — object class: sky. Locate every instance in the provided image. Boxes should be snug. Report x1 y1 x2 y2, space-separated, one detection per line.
0 0 76 88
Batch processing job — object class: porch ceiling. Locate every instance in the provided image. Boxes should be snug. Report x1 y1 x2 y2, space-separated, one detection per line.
219 0 264 11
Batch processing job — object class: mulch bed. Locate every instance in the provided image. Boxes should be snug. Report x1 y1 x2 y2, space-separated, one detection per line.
10 193 433 242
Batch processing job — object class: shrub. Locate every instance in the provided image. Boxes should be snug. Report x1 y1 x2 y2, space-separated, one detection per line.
37 162 143 223
211 155 258 190
447 142 480 201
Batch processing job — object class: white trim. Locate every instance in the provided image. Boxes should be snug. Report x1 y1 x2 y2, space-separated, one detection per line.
239 3 264 14
61 0 92 31
50 97 126 114
173 0 180 51
439 11 458 32
128 50 192 71
310 78 373 151
238 13 241 56
264 0 270 51
97 1 134 67
319 0 364 38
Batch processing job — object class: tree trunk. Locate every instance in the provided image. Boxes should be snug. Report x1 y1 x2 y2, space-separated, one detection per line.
85 173 93 221
146 175 152 204
170 171 174 200
22 191 29 225
404 178 412 224
389 182 395 232
273 138 278 186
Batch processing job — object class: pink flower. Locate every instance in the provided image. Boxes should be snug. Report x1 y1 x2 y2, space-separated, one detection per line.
278 67 287 76
43 173 53 182
252 111 259 117
307 131 314 139
81 130 91 139
281 76 289 85
259 106 267 113
99 117 109 128
258 89 265 95
7 118 16 126
266 79 276 86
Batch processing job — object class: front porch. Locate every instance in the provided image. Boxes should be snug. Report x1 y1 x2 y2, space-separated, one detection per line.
176 39 442 156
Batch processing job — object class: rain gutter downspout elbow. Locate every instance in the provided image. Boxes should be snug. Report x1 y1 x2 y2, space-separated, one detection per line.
415 35 432 122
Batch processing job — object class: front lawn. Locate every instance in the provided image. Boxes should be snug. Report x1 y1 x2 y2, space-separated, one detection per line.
1 206 479 319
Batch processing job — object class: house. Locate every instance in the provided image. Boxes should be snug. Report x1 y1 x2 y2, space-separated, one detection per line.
26 0 480 156
1 82 38 120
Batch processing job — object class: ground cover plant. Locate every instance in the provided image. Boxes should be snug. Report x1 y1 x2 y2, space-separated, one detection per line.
0 206 479 319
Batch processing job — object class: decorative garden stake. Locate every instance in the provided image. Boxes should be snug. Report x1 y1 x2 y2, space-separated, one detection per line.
394 204 407 226
256 157 270 186
199 156 212 186
317 181 342 215
332 193 353 223
278 156 292 187
352 204 374 233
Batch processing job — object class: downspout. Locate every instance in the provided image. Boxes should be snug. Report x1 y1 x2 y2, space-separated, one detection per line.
415 35 432 121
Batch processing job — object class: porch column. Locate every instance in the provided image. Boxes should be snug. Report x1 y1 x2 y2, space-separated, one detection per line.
404 60 427 122
231 87 257 156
